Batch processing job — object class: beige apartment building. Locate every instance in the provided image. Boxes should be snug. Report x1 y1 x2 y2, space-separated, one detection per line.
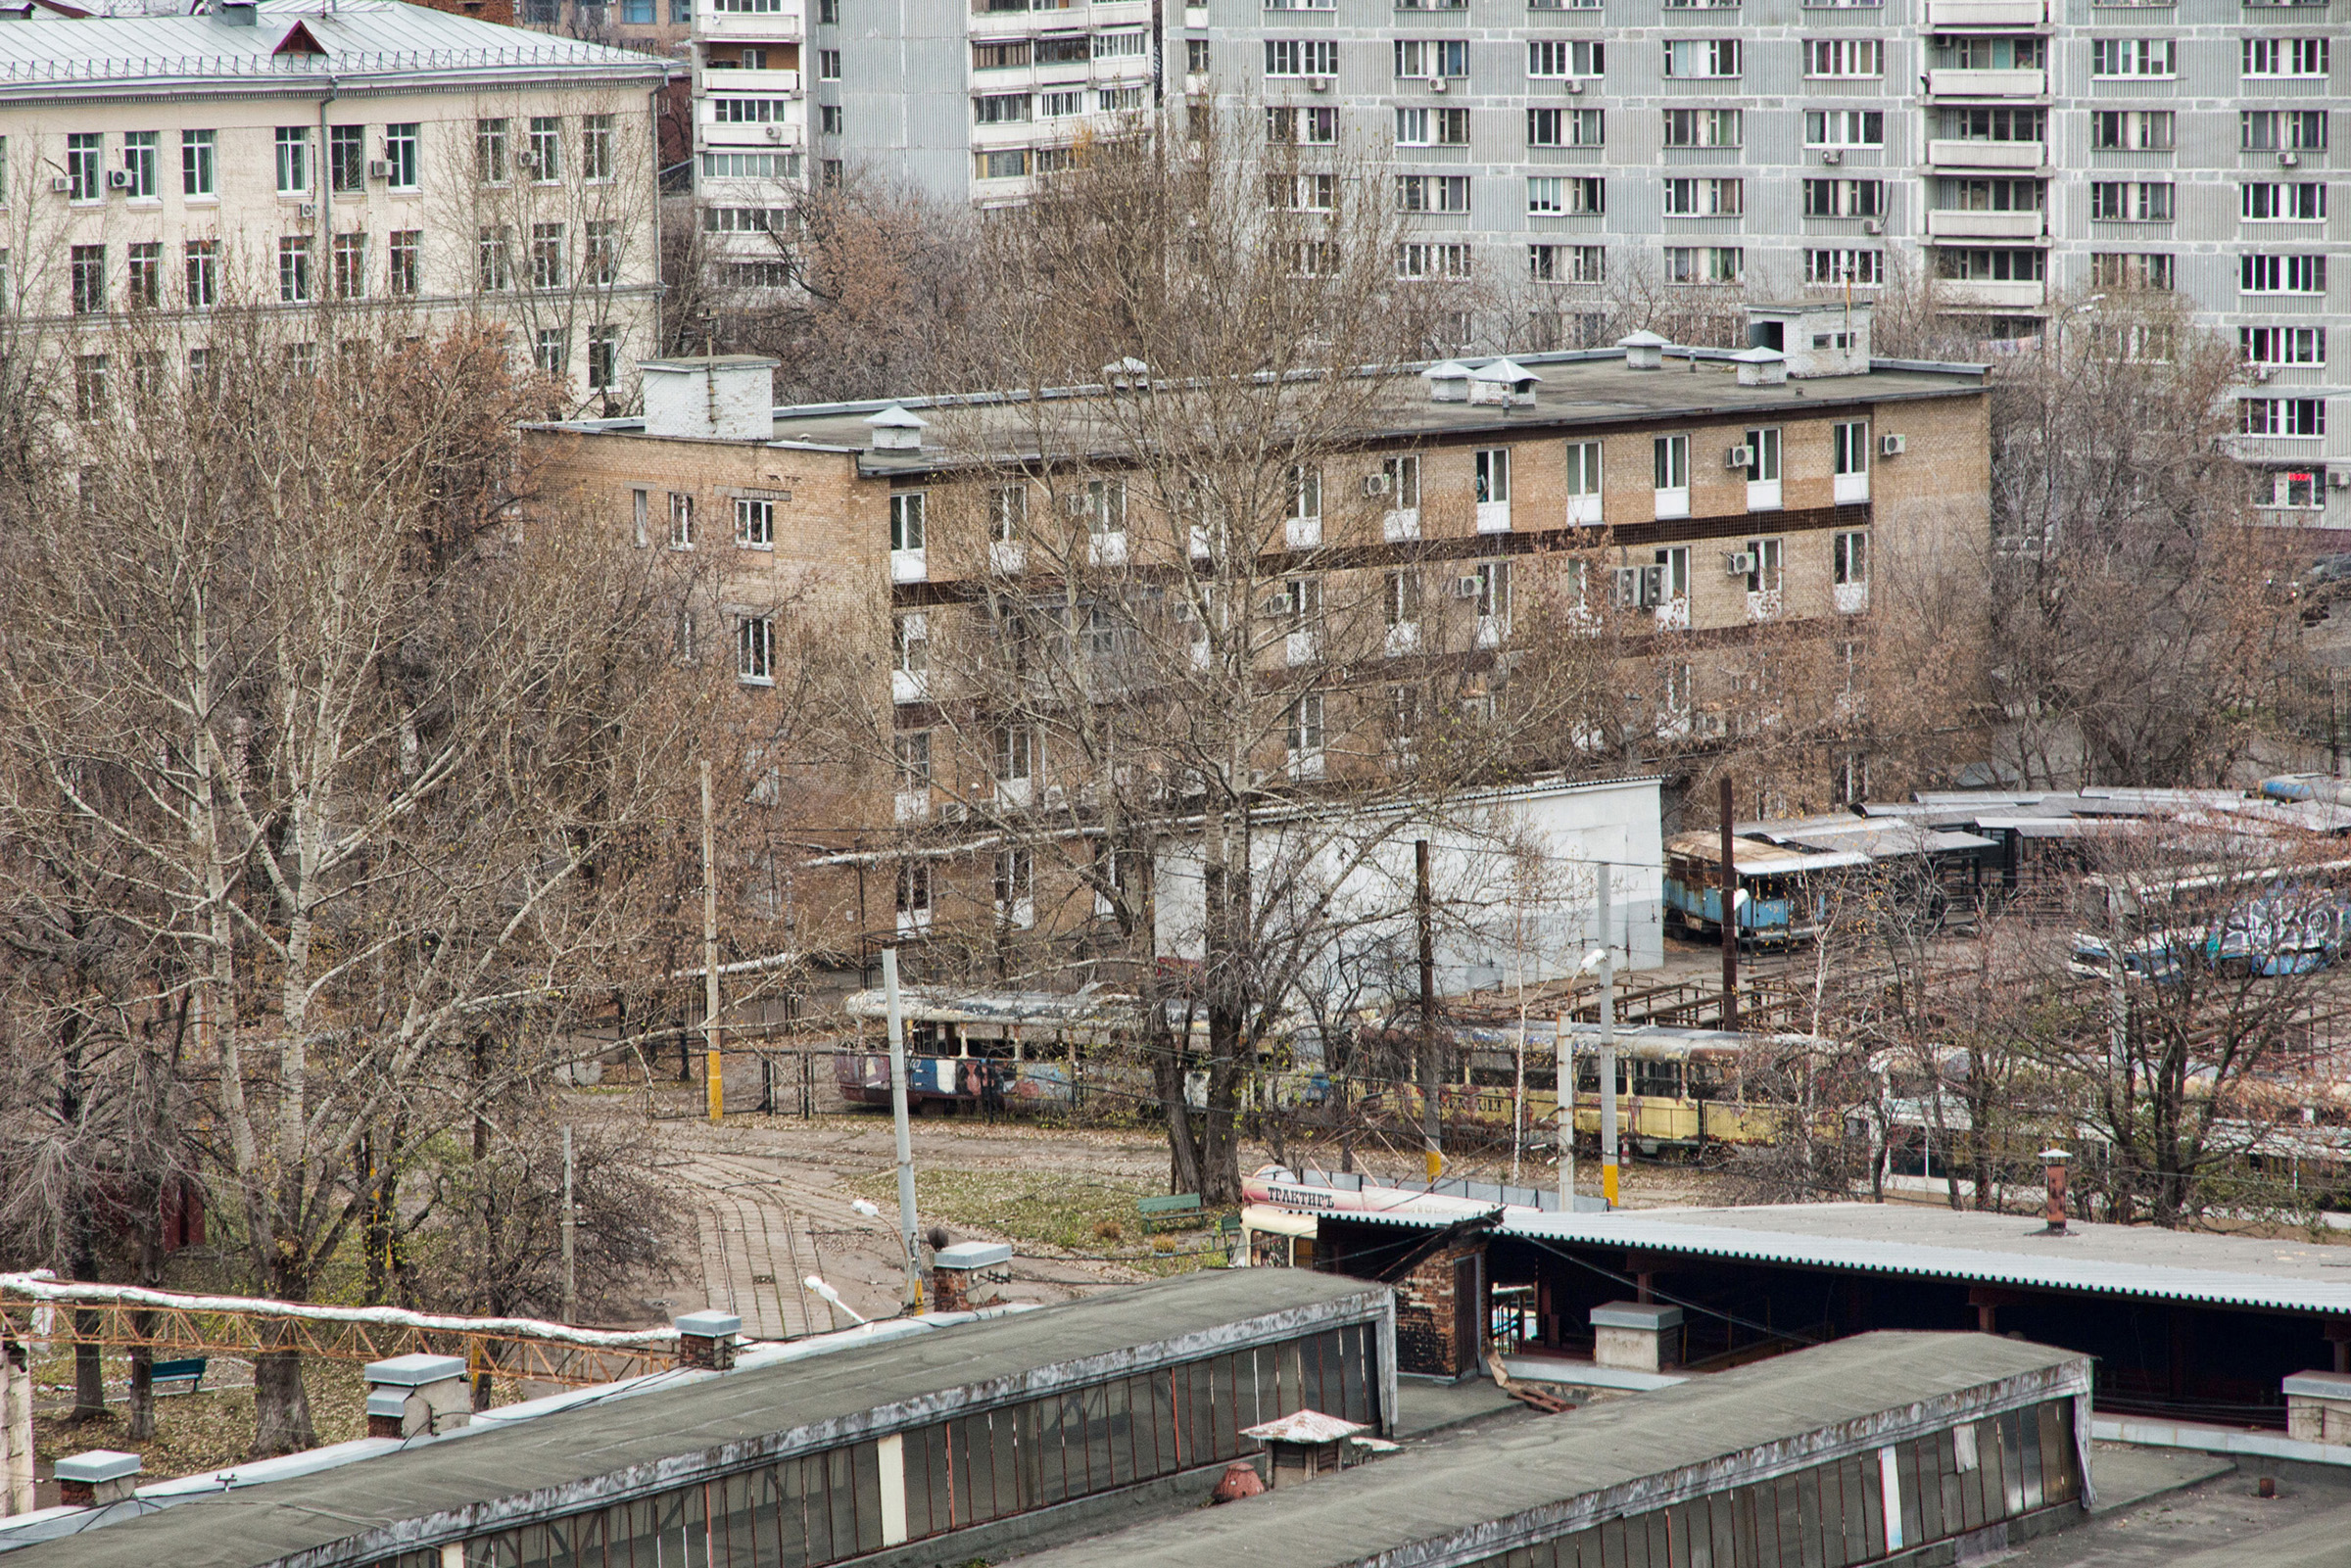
526 301 1991 966
0 0 673 406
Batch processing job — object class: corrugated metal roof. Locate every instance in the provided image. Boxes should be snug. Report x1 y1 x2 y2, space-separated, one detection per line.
1317 1202 2351 1315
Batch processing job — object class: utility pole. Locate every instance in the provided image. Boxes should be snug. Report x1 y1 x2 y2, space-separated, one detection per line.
701 760 723 1122
1554 1010 1573 1209
1597 867 1619 1210
1718 775 1740 1032
1415 838 1441 1182
882 948 924 1310
559 1124 576 1325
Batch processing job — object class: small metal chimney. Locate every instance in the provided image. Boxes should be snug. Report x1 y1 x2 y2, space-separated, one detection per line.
1731 346 1788 387
215 0 258 23
676 1309 742 1370
1239 1410 1393 1488
866 404 927 451
2040 1148 2072 1234
363 1354 471 1439
1467 357 1541 407
53 1450 140 1507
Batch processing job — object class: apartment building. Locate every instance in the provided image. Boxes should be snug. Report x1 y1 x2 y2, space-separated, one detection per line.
1195 0 2347 523
689 0 1156 242
0 0 672 404
525 301 1989 960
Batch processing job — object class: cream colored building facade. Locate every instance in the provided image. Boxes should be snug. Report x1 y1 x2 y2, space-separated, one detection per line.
0 0 673 405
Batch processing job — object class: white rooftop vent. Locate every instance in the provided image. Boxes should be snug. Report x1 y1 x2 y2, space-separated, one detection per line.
1467 356 1541 407
1731 346 1789 387
638 356 778 442
53 1450 142 1507
362 1353 470 1441
867 404 927 451
1421 359 1472 402
1102 356 1150 391
1617 330 1670 370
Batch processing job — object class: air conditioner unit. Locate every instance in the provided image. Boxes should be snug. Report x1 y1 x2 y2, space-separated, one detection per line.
1309 74 1331 91
1725 444 1753 469
299 201 315 217
2331 470 2351 490
367 159 392 180
1453 574 1482 599
1723 549 1756 576
1880 433 1907 457
764 122 786 141
1362 472 1391 498
1564 78 1584 93
1861 217 1883 235
49 175 72 194
517 153 539 173
106 168 129 189
1820 149 1843 166
1613 567 1642 608
938 801 971 823
2279 151 2300 167
1426 76 1445 92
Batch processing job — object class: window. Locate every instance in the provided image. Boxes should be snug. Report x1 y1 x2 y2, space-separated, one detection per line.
977 149 1029 179
531 222 566 289
384 122 419 189
328 124 364 194
1663 177 1742 215
1035 34 1088 63
975 93 1032 124
1833 420 1869 476
1528 108 1605 146
2244 182 2326 221
2243 326 2326 366
1039 89 1084 118
1934 247 2043 281
1662 109 1741 148
1804 110 1883 147
1664 245 1744 284
1805 248 1883 285
1085 479 1126 538
1384 569 1421 631
1527 175 1604 214
1398 174 1472 213
533 329 567 377
478 226 513 292
1565 440 1601 522
2092 111 2174 151
274 236 310 303
1741 427 1781 489
714 98 795 122
895 862 932 927
1270 107 1339 144
974 39 1031 68
184 240 217 308
1396 108 1469 146
1804 177 1883 217
669 494 696 549
1094 28 1146 56
1528 39 1603 76
1383 454 1421 508
65 132 103 202
993 848 1033 926
1942 35 2042 70
274 126 310 194
581 115 614 182
476 118 509 183
588 327 621 392
1186 37 1210 72
1803 39 1880 75
994 726 1033 784
331 231 365 298
2242 254 2327 294
384 230 418 296
74 356 109 420
180 128 216 196
2239 398 2326 437
1287 692 1325 776
523 115 560 181
1396 242 1473 279
2243 36 2327 75
1942 107 2042 143
1654 433 1689 494
1473 560 1511 624
704 151 804 180
2240 110 2327 153
889 491 926 551
1663 39 1742 77
1744 537 1783 595
125 242 161 309
1474 447 1510 505
988 485 1026 545
739 615 776 684
2091 253 2174 290
2090 37 2176 75
1392 39 1463 77
894 731 933 790
1834 530 1869 586
1271 38 1341 74
1939 176 2042 212
120 130 158 199
2090 181 2173 221
1271 172 1338 211
2256 470 2325 510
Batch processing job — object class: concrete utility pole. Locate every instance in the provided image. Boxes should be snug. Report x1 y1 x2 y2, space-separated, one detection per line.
1596 868 1619 1210
1415 839 1441 1181
1555 1011 1573 1209
559 1124 577 1325
1718 775 1740 1032
701 760 723 1122
882 948 924 1310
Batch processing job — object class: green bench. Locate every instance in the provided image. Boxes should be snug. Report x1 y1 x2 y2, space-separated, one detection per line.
1136 1193 1204 1233
149 1356 208 1396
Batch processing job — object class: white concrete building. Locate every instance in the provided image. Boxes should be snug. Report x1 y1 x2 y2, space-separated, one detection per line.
0 0 673 405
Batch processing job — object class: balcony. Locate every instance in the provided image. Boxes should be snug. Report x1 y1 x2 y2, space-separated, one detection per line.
1286 515 1322 550
1922 0 2043 23
701 7 802 35
1836 582 1869 614
700 65 802 94
1566 493 1602 526
1927 139 2044 169
1937 278 2046 309
1925 68 2044 97
1927 209 2044 239
1475 499 1511 534
1383 507 1420 542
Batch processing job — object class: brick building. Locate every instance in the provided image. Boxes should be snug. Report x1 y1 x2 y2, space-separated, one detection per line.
525 303 1991 974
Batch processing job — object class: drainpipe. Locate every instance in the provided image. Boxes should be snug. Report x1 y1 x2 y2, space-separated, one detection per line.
317 75 338 301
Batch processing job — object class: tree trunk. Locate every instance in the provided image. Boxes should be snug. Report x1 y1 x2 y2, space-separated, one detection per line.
71 1314 105 1425
1198 1007 1246 1206
250 1347 316 1456
1154 1030 1205 1197
124 1341 154 1444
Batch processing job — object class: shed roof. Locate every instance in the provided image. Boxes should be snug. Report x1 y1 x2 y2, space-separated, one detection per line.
1 1270 1387 1568
1318 1202 2351 1317
1011 1334 2085 1568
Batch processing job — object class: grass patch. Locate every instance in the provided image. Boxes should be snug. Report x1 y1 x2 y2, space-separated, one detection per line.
845 1168 1234 1277
28 1355 370 1482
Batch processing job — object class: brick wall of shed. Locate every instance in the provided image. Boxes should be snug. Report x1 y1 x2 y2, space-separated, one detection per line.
1393 1239 1485 1379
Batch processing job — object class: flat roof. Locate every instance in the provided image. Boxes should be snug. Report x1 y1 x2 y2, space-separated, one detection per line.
545 352 1986 476
1315 1202 2351 1317
5 1270 1388 1568
1012 1333 2085 1568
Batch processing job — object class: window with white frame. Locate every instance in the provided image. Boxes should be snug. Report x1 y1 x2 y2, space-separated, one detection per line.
1565 440 1601 523
1398 174 1472 213
1268 37 1339 74
1269 107 1339 144
1744 537 1783 596
1393 38 1464 76
1397 242 1473 279
2242 326 2327 366
1804 109 1883 147
1803 38 1880 75
1663 177 1742 215
1663 39 1742 77
2092 110 2173 151
993 847 1033 927
669 492 696 548
2242 36 2327 75
1662 108 1740 148
1663 246 1743 284
2243 182 2327 221
2255 470 2325 509
1805 249 1883 285
2242 255 2327 294
274 126 311 194
1528 39 1603 76
1804 178 1883 217
895 861 932 925
890 491 927 550
1287 691 1325 776
736 497 775 548
2240 110 2327 152
1397 107 1470 146
738 614 776 684
2239 398 2326 437
895 730 933 790
994 725 1034 784
2090 181 2173 222
1834 530 1869 586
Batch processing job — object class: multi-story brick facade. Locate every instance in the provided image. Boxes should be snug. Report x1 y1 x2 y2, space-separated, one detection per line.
527 306 1989 961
